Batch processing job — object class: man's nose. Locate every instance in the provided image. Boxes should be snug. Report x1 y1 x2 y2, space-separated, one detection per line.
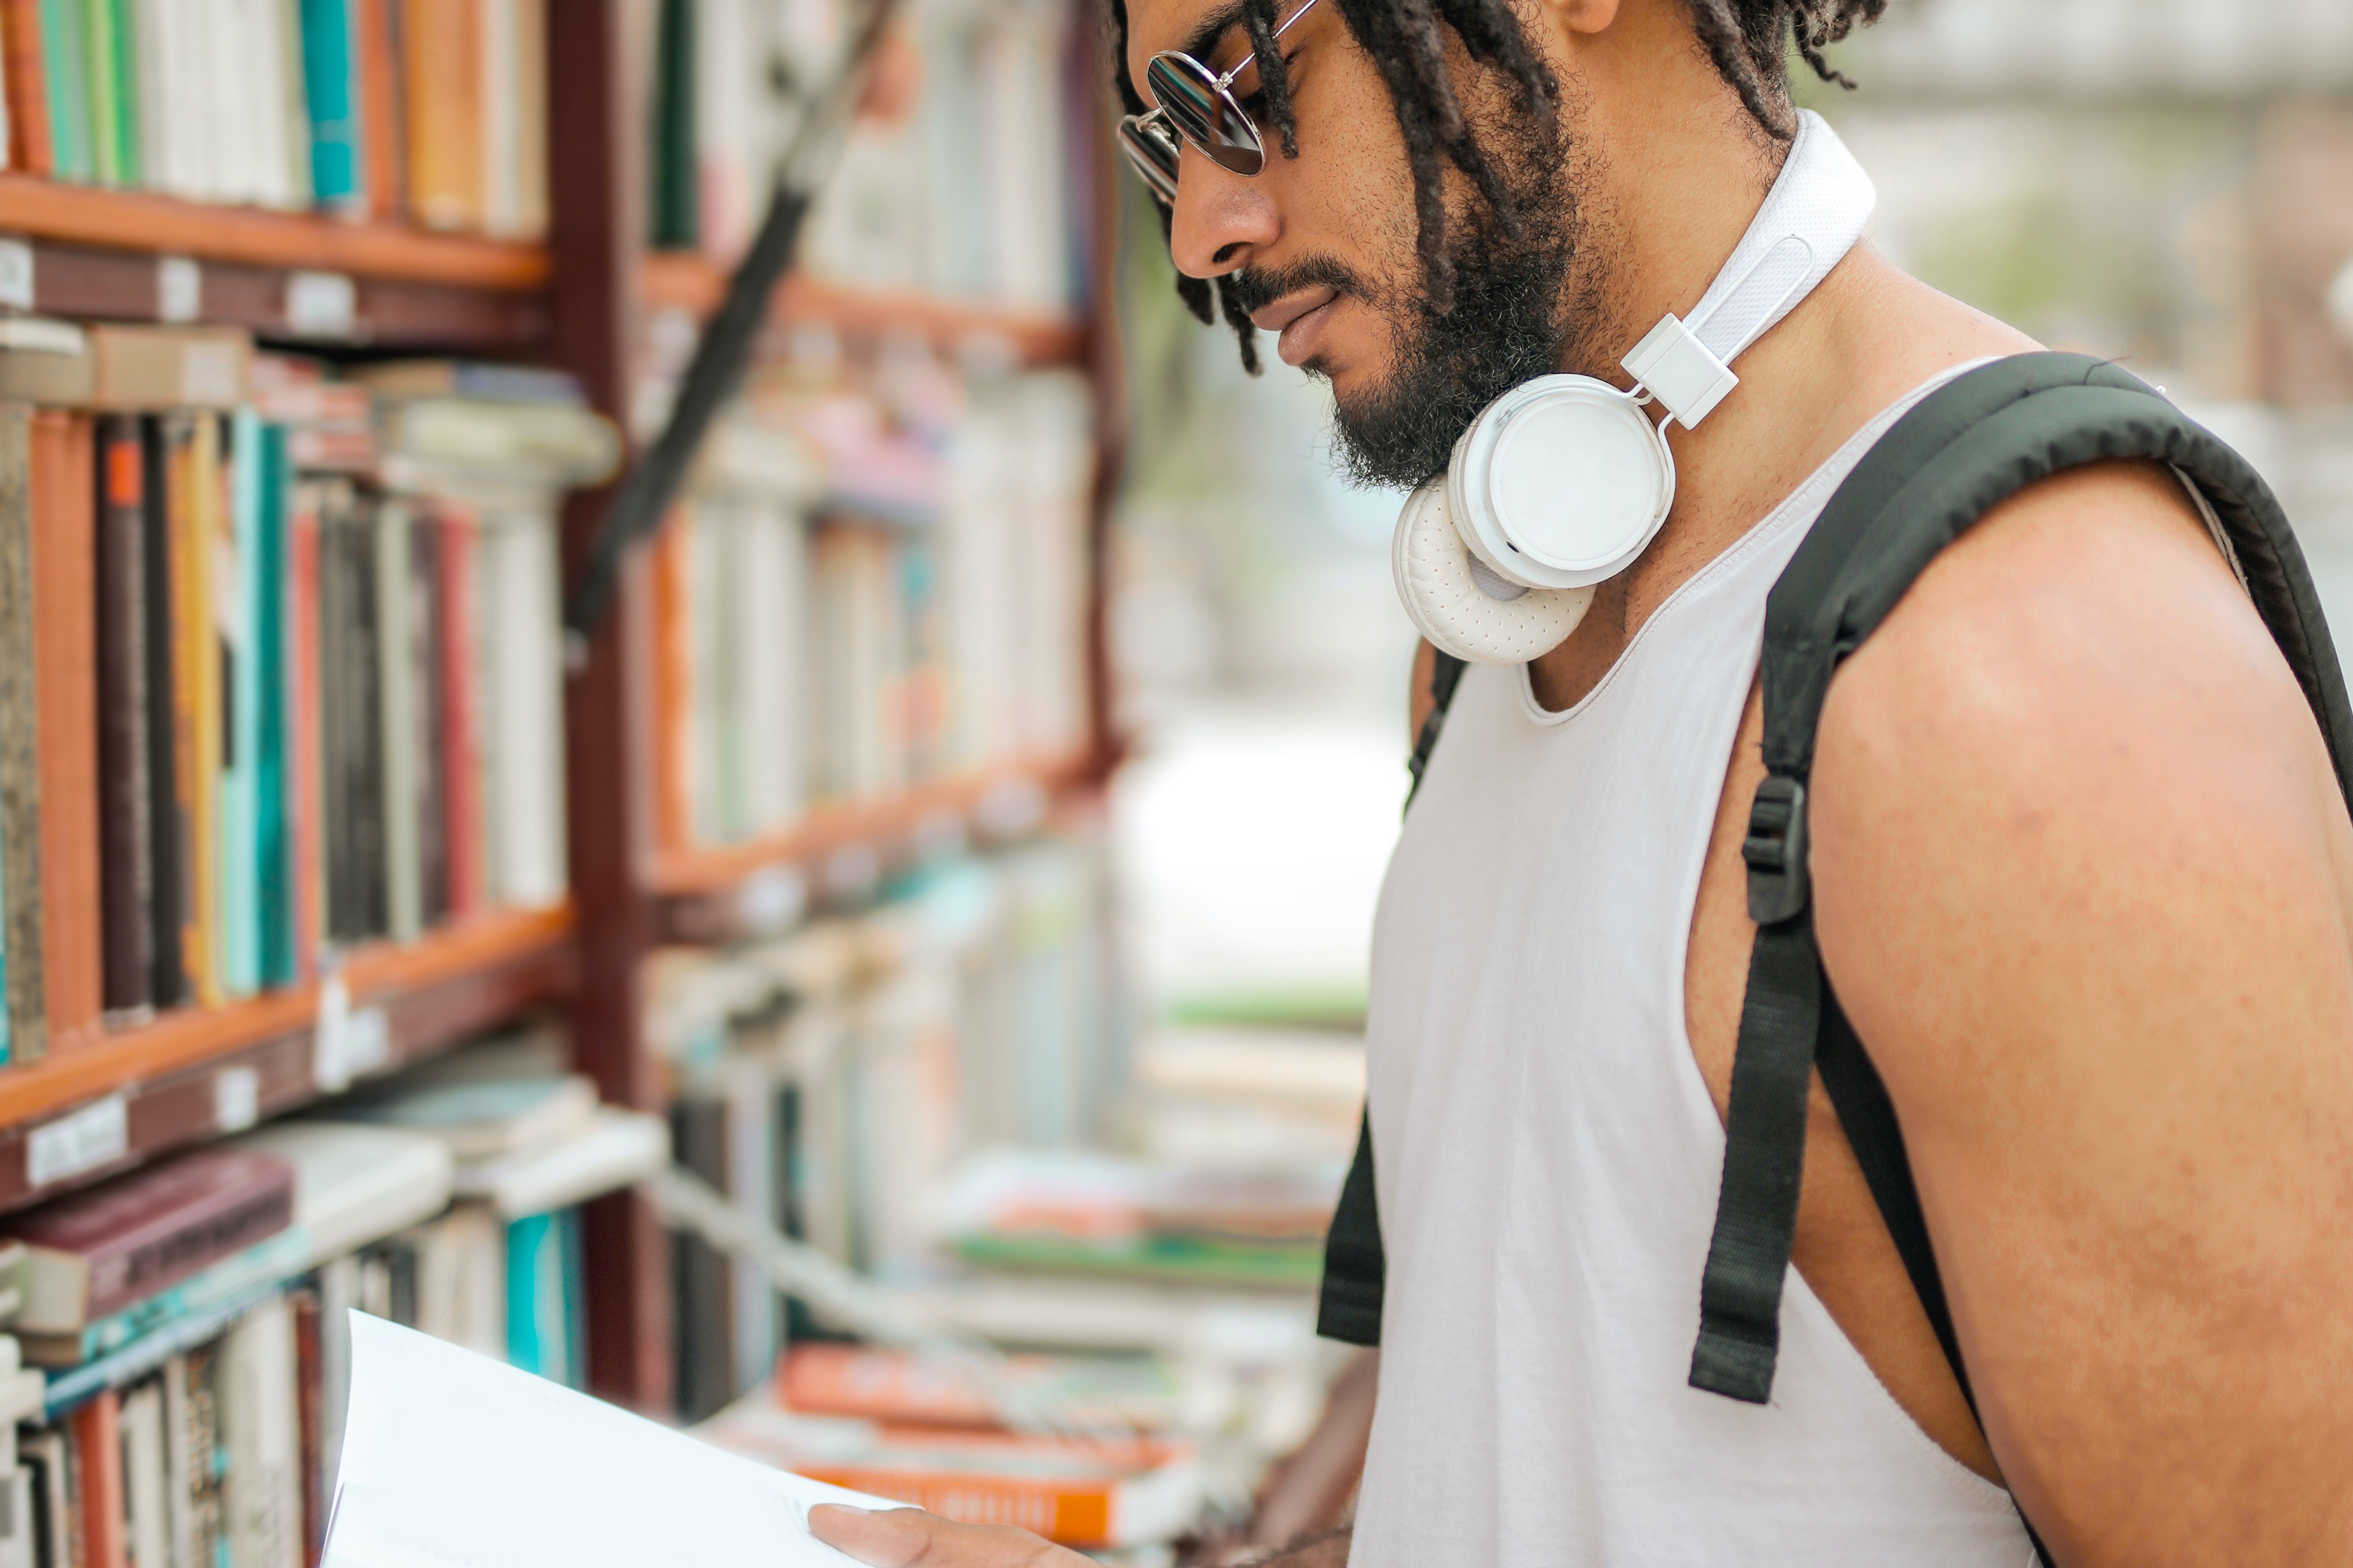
1167 144 1279 280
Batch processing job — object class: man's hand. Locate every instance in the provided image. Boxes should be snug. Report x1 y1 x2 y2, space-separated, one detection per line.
807 1505 1089 1567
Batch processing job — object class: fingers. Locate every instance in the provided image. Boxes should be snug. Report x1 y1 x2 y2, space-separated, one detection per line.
806 1504 1080 1567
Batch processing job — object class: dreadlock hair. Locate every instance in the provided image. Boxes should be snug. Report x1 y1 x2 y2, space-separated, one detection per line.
1110 0 1889 370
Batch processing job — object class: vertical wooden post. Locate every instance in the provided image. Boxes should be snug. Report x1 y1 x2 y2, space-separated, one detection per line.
546 0 673 1415
1074 8 1131 782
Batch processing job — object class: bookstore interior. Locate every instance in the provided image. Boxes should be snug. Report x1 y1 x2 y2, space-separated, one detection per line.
0 1 1372 1565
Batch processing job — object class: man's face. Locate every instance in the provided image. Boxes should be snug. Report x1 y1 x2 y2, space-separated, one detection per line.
1125 0 1593 487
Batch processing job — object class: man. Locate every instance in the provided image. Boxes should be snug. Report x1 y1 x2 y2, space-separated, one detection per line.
813 0 2353 1561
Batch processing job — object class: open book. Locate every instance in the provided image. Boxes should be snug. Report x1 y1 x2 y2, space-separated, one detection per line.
323 1313 897 1568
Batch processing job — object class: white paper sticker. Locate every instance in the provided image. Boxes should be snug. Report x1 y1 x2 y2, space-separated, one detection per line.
214 1066 261 1134
27 1095 129 1190
344 1008 392 1080
315 971 354 1093
0 241 35 312
157 256 202 323
287 271 357 337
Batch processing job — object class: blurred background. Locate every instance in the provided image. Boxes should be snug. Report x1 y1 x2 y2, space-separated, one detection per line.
0 2 2343 1565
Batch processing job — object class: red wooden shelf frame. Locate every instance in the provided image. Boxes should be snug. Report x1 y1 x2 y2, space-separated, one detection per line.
649 750 1100 901
0 906 578 1215
640 250 1089 367
0 174 550 290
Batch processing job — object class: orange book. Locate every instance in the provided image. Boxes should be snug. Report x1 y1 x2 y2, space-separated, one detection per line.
0 0 50 176
70 1388 127 1568
29 411 102 1052
650 508 695 859
356 0 405 219
403 0 484 233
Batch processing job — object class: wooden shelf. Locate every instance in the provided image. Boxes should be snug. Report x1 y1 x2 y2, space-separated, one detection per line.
0 177 552 348
652 753 1099 943
0 176 548 288
0 906 578 1216
640 251 1088 368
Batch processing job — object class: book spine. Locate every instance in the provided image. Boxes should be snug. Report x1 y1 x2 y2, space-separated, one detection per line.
434 506 482 918
255 429 294 990
373 501 418 942
116 1379 165 1568
94 415 151 1020
353 0 400 219
283 483 321 980
787 1464 1115 1547
30 412 102 1051
216 1297 301 1568
406 510 444 928
297 0 362 211
400 0 477 233
0 403 44 1065
67 1390 122 1568
1 0 50 176
291 1291 324 1568
76 0 112 185
170 417 218 1008
35 0 84 183
218 415 261 1000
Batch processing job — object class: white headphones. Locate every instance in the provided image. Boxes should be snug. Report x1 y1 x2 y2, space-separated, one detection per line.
1392 110 1878 665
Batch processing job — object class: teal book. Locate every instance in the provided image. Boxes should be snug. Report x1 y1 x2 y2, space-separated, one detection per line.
256 426 296 988
299 0 364 211
218 413 263 1000
38 0 90 183
505 1209 586 1389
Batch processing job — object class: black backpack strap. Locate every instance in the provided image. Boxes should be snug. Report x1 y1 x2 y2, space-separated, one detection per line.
1693 351 2353 1555
1314 647 1470 1348
1405 650 1468 808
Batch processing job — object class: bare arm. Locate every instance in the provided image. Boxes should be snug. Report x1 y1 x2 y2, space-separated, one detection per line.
1811 461 2353 1565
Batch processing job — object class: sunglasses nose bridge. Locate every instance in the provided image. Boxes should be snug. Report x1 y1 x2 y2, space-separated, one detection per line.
1144 51 1268 179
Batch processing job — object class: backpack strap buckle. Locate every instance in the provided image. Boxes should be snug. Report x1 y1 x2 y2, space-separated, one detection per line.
1743 774 1810 925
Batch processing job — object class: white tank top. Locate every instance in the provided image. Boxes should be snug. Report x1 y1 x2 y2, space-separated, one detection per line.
1350 368 2034 1568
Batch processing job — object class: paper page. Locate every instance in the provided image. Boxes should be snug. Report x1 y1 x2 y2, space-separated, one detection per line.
325 1312 900 1568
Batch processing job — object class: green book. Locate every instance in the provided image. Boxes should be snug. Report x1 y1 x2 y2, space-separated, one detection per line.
649 0 698 248
105 0 139 187
80 0 120 186
38 0 91 183
0 407 40 1066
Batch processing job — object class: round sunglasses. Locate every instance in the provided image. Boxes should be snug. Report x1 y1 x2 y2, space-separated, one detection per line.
1118 0 1324 205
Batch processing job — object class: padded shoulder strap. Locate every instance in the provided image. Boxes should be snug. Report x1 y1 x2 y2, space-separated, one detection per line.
1693 352 2353 1559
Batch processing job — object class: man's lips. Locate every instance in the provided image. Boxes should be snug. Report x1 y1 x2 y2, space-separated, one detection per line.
1247 284 1341 367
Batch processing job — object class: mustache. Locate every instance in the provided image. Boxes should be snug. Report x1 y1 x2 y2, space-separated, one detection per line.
1226 254 1382 319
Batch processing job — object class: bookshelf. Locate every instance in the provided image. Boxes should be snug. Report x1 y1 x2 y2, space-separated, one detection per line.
0 0 1125 1430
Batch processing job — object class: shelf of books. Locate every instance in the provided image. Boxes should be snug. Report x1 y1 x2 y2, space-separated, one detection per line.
0 0 1211 1556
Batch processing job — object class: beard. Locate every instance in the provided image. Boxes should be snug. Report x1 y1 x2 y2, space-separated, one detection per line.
1231 112 1595 490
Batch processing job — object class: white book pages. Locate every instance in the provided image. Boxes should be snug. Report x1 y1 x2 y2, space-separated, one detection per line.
325 1314 893 1568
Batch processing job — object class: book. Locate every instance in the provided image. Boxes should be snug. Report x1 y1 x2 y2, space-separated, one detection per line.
134 415 182 1012
19 1123 449 1368
67 1389 120 1568
669 1095 735 1422
218 412 262 1002
167 414 219 1008
36 0 86 185
218 1297 301 1568
501 1207 581 1389
400 0 478 233
93 412 152 1021
253 424 296 990
2 0 50 176
3 1150 294 1335
699 1401 1205 1551
0 1465 34 1568
0 325 93 407
298 0 363 211
332 1075 596 1164
775 1344 1192 1436
345 361 581 407
161 1345 224 1568
353 0 399 219
17 1427 73 1568
115 1378 164 1568
28 410 102 1052
0 403 46 1064
323 1315 896 1568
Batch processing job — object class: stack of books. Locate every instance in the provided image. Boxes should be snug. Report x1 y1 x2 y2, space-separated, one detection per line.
0 0 552 236
698 1342 1207 1552
0 1018 661 1568
0 324 612 1063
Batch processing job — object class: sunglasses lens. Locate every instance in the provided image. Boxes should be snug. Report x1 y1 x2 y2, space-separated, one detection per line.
1146 53 1265 175
1118 117 1182 204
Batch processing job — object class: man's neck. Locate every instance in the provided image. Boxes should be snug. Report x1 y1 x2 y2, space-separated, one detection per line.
1523 245 2037 714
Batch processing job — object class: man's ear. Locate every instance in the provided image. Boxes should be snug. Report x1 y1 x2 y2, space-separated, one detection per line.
1548 0 1621 35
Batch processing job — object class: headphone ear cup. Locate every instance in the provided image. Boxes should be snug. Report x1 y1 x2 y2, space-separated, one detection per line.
1391 477 1596 666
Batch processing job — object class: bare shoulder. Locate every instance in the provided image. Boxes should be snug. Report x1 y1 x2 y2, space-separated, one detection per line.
1809 456 2348 1046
